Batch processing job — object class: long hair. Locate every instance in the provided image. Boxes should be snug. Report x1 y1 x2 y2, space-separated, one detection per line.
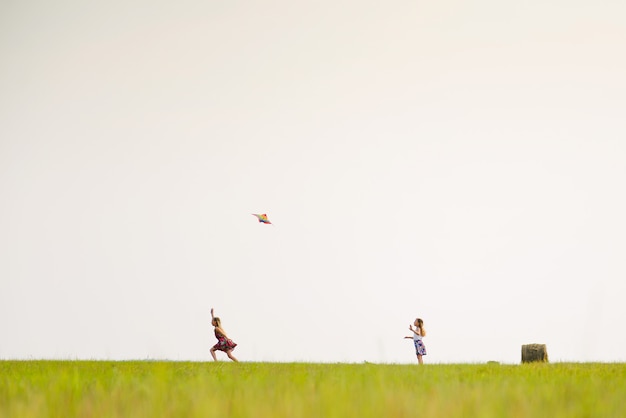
417 318 426 337
212 317 222 328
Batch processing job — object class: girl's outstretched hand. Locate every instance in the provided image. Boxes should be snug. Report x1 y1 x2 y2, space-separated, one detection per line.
211 308 214 316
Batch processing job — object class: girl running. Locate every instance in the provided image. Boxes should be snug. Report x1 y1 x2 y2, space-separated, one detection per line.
210 308 238 362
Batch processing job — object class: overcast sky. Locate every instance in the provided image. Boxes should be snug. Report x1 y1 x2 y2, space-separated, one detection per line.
1 0 625 364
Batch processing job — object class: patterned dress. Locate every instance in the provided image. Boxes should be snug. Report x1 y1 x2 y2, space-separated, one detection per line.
213 329 237 352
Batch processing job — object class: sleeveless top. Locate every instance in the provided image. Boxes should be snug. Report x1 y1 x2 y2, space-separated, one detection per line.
413 328 423 341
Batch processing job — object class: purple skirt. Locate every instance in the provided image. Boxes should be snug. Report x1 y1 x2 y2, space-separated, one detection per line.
414 339 427 356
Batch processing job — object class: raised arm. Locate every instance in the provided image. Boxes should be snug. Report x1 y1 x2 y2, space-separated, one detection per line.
404 324 414 339
409 324 422 336
211 308 215 320
409 325 423 337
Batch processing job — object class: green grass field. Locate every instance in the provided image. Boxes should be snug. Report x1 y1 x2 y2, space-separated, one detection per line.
1 361 624 417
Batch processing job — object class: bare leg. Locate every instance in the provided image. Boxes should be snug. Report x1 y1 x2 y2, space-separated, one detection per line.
417 354 423 365
226 349 238 362
210 348 217 361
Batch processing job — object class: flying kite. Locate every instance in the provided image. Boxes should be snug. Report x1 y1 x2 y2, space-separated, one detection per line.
252 213 272 224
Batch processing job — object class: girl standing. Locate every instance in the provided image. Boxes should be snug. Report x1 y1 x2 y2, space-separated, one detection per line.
405 318 427 364
210 308 238 362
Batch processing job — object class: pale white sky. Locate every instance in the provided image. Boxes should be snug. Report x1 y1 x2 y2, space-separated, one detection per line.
1 0 625 363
